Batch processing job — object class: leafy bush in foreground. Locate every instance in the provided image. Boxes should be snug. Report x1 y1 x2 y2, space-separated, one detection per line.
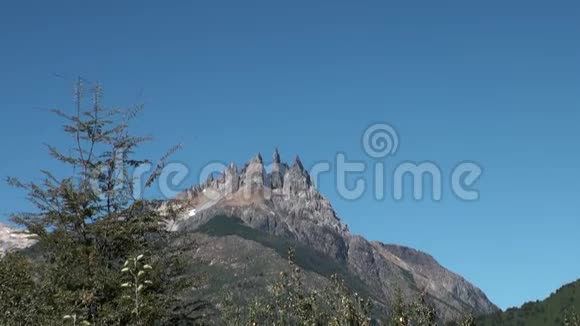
222 248 372 325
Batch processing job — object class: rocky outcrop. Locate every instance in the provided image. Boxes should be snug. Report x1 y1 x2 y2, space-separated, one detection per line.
170 150 498 322
0 223 35 257
175 150 348 236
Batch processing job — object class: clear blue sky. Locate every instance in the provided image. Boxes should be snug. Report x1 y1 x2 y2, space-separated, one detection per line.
1 0 579 310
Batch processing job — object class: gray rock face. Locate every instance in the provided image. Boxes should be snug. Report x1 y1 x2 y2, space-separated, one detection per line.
172 150 498 322
0 223 35 257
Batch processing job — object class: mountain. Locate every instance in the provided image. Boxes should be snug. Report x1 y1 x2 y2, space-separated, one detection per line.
0 223 35 257
477 280 580 326
163 150 499 322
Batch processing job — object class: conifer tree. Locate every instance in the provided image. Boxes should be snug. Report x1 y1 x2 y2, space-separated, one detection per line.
3 79 189 324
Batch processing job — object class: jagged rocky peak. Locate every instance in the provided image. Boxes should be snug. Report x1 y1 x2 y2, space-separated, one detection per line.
244 153 266 190
250 153 263 164
270 148 286 190
174 149 347 230
273 148 281 164
293 155 305 171
180 149 316 201
223 162 239 193
283 155 312 197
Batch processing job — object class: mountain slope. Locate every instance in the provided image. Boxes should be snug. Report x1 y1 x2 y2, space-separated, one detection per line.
165 150 498 322
477 280 580 326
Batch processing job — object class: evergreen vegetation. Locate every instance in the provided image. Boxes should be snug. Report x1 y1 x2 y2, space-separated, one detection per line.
476 280 580 326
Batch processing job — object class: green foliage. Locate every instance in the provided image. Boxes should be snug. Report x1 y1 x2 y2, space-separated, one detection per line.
222 248 372 325
389 288 437 326
63 313 92 326
457 315 476 326
0 253 54 325
119 254 155 325
564 310 580 326
564 311 580 326
477 280 580 326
